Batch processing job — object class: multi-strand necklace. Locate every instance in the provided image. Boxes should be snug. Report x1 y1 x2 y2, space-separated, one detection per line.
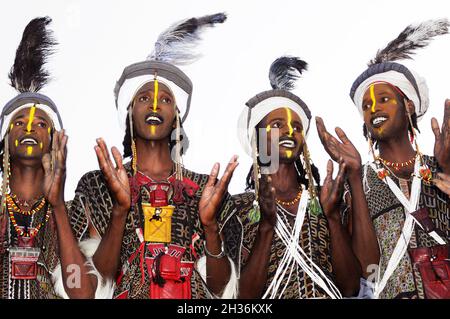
5 193 49 238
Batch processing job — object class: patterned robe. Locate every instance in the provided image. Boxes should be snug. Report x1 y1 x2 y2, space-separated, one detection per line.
221 191 335 299
69 162 241 299
0 201 61 299
355 155 449 299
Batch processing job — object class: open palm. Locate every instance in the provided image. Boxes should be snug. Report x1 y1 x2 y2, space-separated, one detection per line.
94 138 130 215
43 130 68 207
316 116 362 175
199 156 238 228
431 99 450 173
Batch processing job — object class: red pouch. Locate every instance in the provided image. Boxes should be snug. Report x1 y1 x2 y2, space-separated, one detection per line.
147 254 194 299
10 246 40 280
408 244 450 299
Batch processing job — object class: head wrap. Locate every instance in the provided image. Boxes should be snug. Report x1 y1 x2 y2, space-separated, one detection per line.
350 18 449 121
237 56 312 156
0 17 62 138
113 13 227 130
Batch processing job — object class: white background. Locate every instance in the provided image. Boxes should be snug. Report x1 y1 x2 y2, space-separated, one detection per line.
0 0 449 199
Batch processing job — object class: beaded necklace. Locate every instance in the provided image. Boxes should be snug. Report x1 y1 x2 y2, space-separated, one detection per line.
6 194 50 238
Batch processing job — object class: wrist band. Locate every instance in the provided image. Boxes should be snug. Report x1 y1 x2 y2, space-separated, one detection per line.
203 241 226 259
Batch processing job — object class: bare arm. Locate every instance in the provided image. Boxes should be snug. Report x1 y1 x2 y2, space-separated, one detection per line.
321 159 361 296
91 138 130 280
199 156 239 295
43 131 97 298
316 117 380 277
238 174 277 299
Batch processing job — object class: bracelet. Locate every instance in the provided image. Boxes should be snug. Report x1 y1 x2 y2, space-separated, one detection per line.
203 241 226 259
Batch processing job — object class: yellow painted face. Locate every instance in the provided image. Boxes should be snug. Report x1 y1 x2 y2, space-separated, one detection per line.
259 107 304 162
362 83 408 141
132 80 176 141
8 106 52 158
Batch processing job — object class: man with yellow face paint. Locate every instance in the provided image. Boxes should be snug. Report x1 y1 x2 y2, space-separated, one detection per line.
68 13 243 299
318 19 450 299
0 17 100 299
221 56 361 299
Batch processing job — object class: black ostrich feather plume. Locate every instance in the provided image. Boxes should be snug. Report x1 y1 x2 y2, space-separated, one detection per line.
269 56 308 90
369 18 449 66
8 16 57 93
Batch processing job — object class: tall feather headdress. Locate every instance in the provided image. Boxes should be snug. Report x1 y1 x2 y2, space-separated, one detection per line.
350 18 450 121
1 17 62 138
115 12 227 129
8 17 57 93
369 18 449 66
148 13 227 65
269 56 308 91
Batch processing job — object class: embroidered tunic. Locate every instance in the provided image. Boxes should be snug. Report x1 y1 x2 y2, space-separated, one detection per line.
0 202 60 299
221 191 335 299
356 155 449 299
69 162 240 299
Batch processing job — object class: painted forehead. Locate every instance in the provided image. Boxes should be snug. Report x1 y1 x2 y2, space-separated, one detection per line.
363 82 398 98
11 106 52 124
266 107 302 123
136 81 173 98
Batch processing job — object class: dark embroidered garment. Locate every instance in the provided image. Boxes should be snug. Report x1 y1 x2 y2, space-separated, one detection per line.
69 162 241 299
0 202 60 299
358 155 449 299
221 191 335 299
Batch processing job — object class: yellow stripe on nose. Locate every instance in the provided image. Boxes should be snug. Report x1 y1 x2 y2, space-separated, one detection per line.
153 78 159 112
285 108 294 136
370 85 376 113
26 105 37 132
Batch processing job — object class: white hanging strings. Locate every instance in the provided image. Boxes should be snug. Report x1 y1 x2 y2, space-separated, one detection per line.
262 190 307 299
369 155 444 298
262 189 342 299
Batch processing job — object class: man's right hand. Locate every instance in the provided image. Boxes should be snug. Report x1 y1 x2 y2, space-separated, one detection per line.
94 138 130 217
258 174 277 229
316 116 362 178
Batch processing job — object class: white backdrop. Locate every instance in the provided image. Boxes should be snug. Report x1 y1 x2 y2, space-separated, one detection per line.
0 0 449 199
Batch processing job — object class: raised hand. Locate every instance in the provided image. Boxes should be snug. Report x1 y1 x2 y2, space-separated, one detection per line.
434 173 450 196
431 99 450 174
320 159 346 223
42 130 68 207
316 116 362 177
258 174 277 228
199 155 239 228
94 138 130 216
